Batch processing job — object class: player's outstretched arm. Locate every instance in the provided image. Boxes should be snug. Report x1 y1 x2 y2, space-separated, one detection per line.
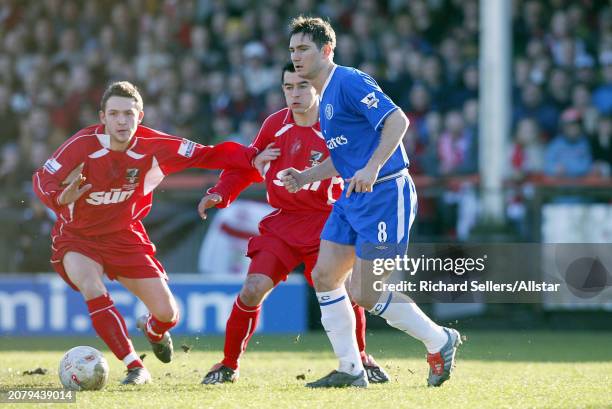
346 110 409 197
198 142 280 219
197 193 222 220
32 132 95 212
281 157 338 193
368 109 409 169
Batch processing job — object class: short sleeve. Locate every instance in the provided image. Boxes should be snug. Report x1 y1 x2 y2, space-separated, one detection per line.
342 70 399 132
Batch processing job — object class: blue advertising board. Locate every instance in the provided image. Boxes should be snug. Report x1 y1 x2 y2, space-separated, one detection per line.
0 275 308 335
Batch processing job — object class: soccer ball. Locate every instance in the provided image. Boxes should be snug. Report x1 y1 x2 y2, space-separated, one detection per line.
58 346 109 391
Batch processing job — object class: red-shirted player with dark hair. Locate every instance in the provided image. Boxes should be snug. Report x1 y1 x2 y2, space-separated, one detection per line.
32 81 277 386
198 63 389 385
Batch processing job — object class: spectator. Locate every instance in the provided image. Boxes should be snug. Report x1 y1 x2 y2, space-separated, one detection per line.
379 48 412 107
224 74 259 130
449 63 478 110
509 118 545 179
571 83 599 134
590 116 612 177
543 108 593 177
418 111 444 176
546 10 592 69
421 55 446 111
174 91 208 143
547 68 572 112
513 82 559 138
0 144 21 189
437 111 477 175
592 57 612 115
405 82 432 145
241 41 276 97
0 85 19 146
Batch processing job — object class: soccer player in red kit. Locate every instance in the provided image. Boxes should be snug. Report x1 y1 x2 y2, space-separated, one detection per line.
33 81 275 385
198 63 389 385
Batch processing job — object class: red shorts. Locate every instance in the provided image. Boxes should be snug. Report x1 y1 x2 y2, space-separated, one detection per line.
246 210 329 286
50 222 167 291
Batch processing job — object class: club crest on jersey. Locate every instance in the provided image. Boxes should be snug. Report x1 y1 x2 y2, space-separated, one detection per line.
125 168 139 184
291 140 302 155
310 150 324 166
361 92 379 109
325 103 334 120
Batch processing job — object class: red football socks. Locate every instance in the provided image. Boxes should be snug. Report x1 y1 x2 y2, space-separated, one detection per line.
144 312 179 343
221 296 262 370
86 293 143 368
353 302 368 361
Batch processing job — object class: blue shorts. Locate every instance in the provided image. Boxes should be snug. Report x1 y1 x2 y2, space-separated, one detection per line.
321 171 417 259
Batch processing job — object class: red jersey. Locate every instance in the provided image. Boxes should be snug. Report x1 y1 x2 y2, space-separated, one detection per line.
210 108 344 212
33 124 257 237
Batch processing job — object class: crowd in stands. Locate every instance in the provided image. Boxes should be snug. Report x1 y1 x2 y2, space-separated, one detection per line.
0 0 610 269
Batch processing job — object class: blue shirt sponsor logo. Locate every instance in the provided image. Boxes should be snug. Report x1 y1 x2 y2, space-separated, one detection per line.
326 135 348 150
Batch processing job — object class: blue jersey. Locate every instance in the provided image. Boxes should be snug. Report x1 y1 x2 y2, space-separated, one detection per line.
319 65 409 180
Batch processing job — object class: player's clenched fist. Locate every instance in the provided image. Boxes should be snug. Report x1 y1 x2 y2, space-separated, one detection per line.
197 193 222 220
280 167 305 193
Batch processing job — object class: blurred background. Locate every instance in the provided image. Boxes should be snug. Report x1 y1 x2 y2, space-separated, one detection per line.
0 0 610 336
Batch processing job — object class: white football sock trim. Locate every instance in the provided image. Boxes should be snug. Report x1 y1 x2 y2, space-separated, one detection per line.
122 352 140 366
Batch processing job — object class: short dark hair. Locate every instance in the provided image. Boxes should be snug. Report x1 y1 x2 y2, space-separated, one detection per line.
281 61 296 83
289 16 336 50
100 81 143 112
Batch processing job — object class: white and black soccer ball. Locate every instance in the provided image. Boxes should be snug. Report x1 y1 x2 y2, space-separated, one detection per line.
58 346 109 391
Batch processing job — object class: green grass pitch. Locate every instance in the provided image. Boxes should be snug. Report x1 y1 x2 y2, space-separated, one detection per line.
1 331 610 409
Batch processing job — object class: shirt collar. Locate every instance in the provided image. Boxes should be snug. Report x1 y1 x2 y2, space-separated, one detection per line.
95 124 138 151
282 108 296 125
282 108 320 131
320 64 338 100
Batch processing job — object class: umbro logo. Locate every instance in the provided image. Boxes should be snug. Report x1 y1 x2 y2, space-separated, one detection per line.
361 92 379 109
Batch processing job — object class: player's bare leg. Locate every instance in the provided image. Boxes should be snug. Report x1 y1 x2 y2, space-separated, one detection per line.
63 252 106 300
350 256 461 387
306 240 369 388
203 273 275 385
118 277 178 364
239 273 275 306
63 252 150 385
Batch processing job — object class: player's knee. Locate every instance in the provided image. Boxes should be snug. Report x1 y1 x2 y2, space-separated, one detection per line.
239 276 270 306
152 301 179 323
347 281 376 310
312 268 339 291
153 308 177 323
348 293 374 311
76 278 106 300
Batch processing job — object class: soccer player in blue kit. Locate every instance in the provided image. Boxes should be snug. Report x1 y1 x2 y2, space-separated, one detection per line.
282 16 462 388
